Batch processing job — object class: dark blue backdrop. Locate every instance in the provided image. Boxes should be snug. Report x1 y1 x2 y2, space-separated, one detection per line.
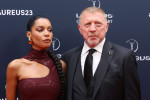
0 0 150 100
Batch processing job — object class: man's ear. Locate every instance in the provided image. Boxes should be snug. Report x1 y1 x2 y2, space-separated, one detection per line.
106 22 109 33
78 24 82 35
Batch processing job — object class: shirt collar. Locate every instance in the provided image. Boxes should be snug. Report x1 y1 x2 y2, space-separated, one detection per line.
81 38 106 55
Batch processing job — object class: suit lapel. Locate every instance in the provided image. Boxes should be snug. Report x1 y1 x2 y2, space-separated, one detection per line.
67 46 83 100
93 40 114 98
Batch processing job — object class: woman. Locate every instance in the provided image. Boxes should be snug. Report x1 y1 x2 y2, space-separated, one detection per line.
6 15 66 100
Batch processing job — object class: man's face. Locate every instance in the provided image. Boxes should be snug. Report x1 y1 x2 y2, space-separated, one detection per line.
78 11 109 48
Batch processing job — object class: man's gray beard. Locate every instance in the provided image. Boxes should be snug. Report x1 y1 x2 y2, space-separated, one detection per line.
87 38 100 47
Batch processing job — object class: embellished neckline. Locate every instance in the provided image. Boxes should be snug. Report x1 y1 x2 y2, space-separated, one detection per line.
23 48 49 60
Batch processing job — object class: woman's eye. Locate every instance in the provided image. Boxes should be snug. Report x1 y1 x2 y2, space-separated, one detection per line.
37 28 43 32
48 29 52 32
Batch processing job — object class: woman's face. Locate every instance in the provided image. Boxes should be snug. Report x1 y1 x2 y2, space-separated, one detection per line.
27 18 53 50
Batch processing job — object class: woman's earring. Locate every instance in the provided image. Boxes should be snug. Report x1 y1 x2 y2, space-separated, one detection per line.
28 37 32 44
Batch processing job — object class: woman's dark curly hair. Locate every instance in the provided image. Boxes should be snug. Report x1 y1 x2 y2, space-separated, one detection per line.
27 15 66 100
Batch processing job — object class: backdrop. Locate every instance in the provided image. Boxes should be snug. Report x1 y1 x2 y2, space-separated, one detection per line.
0 0 150 100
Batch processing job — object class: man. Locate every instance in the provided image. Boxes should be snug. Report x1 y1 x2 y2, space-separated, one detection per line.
62 7 141 100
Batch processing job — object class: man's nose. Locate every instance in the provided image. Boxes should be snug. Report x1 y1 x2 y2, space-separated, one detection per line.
90 23 96 32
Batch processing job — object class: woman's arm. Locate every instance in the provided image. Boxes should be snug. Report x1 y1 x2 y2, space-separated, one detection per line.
6 60 19 100
60 60 66 75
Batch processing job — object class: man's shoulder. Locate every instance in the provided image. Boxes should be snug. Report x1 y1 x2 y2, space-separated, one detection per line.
63 46 83 55
109 41 133 55
61 46 82 61
113 43 131 51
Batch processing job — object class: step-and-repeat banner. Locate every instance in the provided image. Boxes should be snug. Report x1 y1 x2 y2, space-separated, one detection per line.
0 0 150 100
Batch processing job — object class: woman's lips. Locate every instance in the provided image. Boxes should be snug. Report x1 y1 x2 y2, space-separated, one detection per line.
43 39 51 43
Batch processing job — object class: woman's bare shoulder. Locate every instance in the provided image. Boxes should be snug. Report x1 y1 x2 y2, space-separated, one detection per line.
7 58 29 70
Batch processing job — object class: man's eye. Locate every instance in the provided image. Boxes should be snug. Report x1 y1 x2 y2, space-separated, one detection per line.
96 22 102 26
85 23 91 27
96 22 101 25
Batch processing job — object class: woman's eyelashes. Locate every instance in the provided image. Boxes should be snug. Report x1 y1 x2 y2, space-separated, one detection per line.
48 28 52 32
36 27 52 32
37 28 43 32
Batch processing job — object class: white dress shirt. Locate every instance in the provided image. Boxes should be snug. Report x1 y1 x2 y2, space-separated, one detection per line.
81 38 106 76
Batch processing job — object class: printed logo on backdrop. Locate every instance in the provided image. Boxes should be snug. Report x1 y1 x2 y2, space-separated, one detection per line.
126 39 150 61
126 39 138 52
89 0 101 8
76 0 113 24
52 37 62 58
0 9 33 16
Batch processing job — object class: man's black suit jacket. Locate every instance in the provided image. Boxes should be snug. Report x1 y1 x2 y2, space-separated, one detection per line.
62 40 141 100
